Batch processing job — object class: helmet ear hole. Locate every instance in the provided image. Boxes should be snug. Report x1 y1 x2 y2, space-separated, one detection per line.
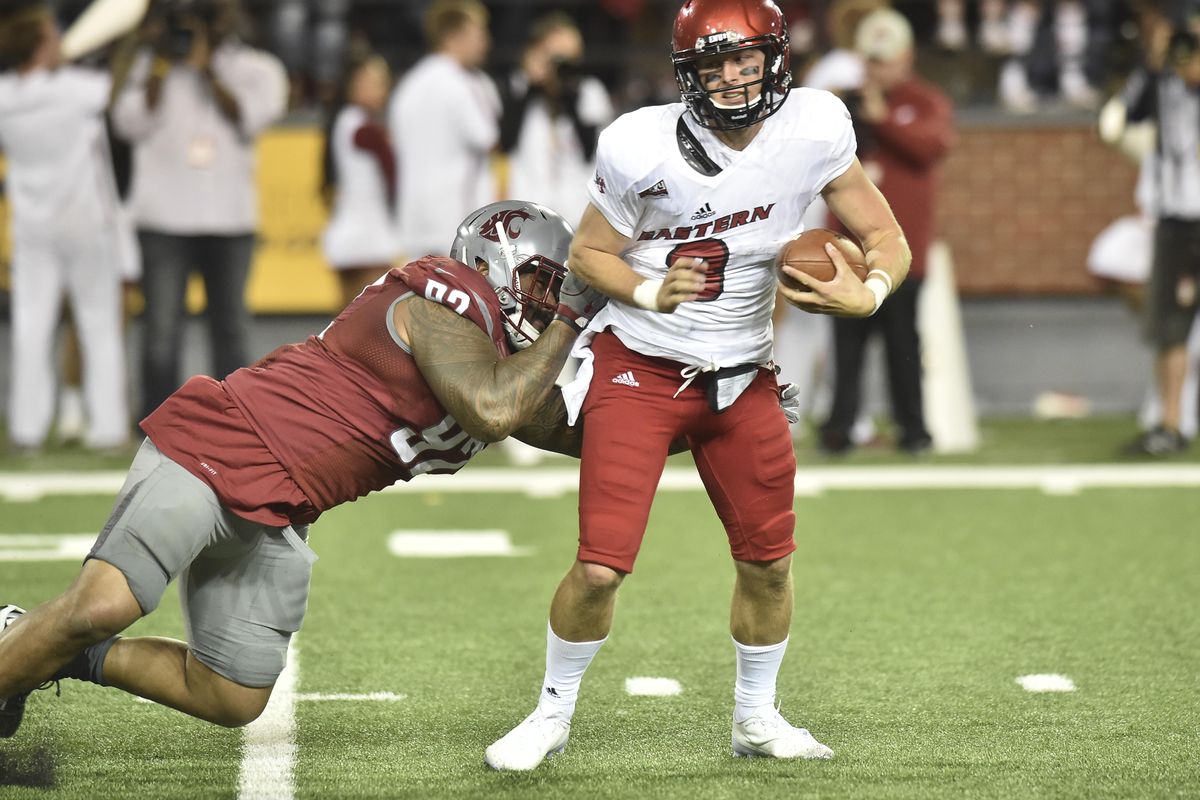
473 257 489 275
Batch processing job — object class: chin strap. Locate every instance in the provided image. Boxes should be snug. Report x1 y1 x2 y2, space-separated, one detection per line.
676 115 723 177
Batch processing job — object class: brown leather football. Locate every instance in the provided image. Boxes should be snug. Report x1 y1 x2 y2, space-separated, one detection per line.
776 229 869 289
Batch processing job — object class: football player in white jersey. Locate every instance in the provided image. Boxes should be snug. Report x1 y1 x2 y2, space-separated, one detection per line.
485 0 911 770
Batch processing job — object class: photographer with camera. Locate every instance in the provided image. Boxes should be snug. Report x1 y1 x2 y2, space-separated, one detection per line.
112 0 286 420
498 12 612 226
818 8 955 456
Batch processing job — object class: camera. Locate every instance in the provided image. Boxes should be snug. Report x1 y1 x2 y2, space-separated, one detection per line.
840 90 878 155
154 0 219 61
549 57 582 95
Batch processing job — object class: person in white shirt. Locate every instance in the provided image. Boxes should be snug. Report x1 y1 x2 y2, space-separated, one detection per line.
388 0 498 261
485 0 909 772
0 1 130 453
498 12 614 228
111 0 287 419
321 48 397 308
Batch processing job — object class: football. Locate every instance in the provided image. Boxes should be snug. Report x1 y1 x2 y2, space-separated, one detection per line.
776 229 869 289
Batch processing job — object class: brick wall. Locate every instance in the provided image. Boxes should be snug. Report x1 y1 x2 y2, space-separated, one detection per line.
936 121 1140 295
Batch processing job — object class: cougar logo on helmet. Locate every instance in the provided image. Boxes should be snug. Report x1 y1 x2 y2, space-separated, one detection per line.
451 201 574 351
479 209 534 243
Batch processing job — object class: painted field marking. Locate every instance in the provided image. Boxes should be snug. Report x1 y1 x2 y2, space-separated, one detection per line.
0 534 95 561
1016 674 1076 693
0 473 127 501
296 692 406 702
387 530 530 557
237 638 299 800
3 465 1200 502
625 677 683 697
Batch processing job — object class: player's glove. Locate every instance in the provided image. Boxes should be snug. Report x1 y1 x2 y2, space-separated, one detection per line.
779 382 802 424
554 270 608 334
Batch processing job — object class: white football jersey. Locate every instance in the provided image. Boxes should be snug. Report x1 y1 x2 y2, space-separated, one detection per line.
585 88 856 368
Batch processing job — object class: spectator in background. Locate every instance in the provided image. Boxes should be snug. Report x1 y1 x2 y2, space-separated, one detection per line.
819 8 954 455
772 0 884 438
1117 27 1200 456
998 0 1106 112
936 0 1011 53
389 0 498 261
112 0 287 420
321 47 397 308
498 12 613 227
0 1 130 453
58 34 145 446
802 0 882 93
267 0 348 107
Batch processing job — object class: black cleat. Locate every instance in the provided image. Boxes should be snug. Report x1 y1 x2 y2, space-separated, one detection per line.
1122 426 1189 457
0 693 29 739
0 604 29 738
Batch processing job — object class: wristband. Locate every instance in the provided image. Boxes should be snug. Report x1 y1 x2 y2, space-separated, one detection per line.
553 311 584 334
631 279 663 311
865 276 889 315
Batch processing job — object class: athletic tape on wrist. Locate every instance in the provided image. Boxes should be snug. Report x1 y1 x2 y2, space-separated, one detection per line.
632 279 663 311
865 276 889 315
866 268 893 295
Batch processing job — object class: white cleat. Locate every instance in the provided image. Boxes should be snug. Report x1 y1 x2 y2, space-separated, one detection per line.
485 708 571 771
732 708 834 760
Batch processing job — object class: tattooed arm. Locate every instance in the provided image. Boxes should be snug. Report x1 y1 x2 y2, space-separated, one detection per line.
512 392 583 457
512 392 690 458
406 298 575 443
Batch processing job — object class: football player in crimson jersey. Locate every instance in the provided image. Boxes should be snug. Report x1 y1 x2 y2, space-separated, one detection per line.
485 0 910 770
0 201 607 738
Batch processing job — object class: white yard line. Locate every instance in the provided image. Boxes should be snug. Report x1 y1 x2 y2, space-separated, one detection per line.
625 677 682 696
237 638 300 800
1016 674 1077 693
2 464 1200 502
387 530 529 557
0 534 96 561
296 692 406 702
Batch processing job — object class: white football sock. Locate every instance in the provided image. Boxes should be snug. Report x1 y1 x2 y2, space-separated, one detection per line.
733 636 789 722
536 621 606 720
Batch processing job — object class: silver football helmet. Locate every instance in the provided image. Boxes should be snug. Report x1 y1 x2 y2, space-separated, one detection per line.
450 200 574 350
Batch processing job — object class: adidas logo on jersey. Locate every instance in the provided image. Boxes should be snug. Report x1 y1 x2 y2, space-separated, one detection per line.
611 371 640 387
690 202 715 220
637 180 669 198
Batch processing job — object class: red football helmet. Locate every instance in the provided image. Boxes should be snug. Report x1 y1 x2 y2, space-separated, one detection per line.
671 0 791 130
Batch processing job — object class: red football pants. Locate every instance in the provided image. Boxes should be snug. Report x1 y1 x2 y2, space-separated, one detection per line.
578 331 797 573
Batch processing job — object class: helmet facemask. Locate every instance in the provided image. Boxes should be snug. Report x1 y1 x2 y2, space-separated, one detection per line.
450 200 574 351
673 34 791 130
491 254 566 350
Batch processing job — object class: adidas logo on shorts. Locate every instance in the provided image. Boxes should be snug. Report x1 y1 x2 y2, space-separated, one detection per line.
611 371 640 387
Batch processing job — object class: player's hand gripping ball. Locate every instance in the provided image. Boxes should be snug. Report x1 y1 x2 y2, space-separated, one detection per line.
776 229 869 290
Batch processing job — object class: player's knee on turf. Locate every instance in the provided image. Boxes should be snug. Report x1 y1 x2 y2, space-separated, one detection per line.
195 668 274 728
209 692 271 728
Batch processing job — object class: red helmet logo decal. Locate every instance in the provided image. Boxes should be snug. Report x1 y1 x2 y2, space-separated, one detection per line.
479 209 534 243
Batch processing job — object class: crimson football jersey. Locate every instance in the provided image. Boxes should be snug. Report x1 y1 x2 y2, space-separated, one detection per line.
143 257 509 525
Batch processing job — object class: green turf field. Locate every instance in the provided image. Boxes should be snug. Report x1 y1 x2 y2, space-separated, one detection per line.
0 421 1198 798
